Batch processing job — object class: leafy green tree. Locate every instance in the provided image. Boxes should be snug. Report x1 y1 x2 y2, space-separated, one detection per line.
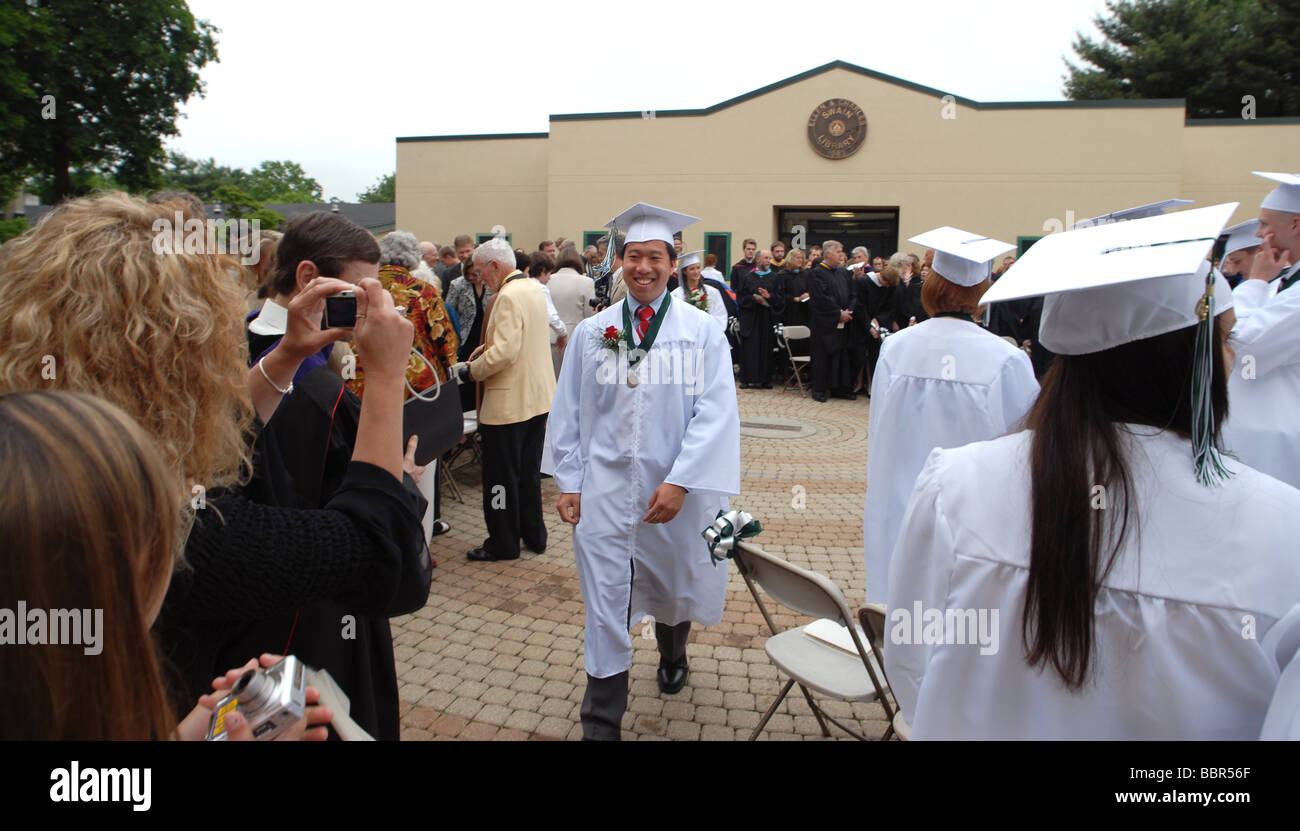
213 184 285 228
357 172 395 203
0 216 28 244
159 151 250 202
0 1 218 202
244 160 323 204
1065 0 1300 118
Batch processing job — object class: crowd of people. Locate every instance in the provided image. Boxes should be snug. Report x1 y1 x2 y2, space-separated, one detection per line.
2 175 1299 742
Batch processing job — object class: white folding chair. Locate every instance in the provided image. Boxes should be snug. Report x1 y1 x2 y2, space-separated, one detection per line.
440 410 481 504
730 540 893 741
857 604 909 741
776 325 811 396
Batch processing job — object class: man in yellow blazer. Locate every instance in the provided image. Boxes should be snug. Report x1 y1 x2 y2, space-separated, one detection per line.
450 237 557 561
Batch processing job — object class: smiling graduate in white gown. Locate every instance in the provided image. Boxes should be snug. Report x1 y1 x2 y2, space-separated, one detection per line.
542 203 740 740
863 228 1039 605
669 250 729 333
885 204 1300 740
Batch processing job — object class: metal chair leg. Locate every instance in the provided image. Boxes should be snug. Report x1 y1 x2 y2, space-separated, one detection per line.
749 678 795 741
799 683 832 737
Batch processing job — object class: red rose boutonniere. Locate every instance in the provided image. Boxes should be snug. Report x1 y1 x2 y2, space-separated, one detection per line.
598 324 625 353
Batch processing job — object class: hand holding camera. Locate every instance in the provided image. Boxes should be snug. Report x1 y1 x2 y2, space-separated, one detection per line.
173 654 334 741
280 276 359 363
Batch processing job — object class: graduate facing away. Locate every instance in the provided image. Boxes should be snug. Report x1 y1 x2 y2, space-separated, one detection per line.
541 202 741 741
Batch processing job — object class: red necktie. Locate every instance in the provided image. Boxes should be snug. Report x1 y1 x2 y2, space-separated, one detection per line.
636 304 654 340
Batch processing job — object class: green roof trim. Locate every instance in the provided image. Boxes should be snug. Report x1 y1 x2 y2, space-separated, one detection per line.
397 132 548 143
548 60 1185 122
1185 116 1300 126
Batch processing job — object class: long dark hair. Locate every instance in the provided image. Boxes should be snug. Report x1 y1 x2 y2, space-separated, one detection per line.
1023 320 1229 688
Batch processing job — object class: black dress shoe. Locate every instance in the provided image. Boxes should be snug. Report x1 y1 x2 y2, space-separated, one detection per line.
466 547 518 562
830 391 857 400
760 382 773 389
523 539 546 555
657 664 688 695
812 391 828 402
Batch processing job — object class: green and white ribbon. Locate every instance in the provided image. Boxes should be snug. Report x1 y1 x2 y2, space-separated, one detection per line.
702 509 763 566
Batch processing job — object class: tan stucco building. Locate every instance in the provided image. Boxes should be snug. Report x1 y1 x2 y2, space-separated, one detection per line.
396 60 1298 266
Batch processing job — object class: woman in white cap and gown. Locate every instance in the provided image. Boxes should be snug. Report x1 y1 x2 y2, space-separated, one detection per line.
863 227 1039 605
670 249 728 332
542 203 740 740
885 203 1300 739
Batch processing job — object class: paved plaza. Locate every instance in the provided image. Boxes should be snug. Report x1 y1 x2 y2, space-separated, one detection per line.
394 387 888 741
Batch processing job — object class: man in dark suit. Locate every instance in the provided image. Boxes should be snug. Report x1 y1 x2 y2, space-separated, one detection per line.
807 240 857 402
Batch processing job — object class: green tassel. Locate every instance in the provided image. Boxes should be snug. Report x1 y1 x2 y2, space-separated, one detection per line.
1190 271 1233 486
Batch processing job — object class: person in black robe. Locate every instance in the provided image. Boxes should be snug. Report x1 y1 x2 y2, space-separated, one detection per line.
779 250 811 329
988 295 1055 379
861 265 898 395
737 249 786 388
890 254 927 329
807 242 857 401
729 238 757 291
778 250 811 374
847 267 873 394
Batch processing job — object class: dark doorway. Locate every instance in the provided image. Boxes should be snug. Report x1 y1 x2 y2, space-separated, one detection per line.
775 207 899 260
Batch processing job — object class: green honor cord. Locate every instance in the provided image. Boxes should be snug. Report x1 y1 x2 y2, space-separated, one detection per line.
621 292 672 367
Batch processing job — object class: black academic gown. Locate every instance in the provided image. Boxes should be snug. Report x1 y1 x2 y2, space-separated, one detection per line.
737 269 786 385
780 269 811 327
894 277 928 328
729 259 755 292
846 273 872 390
989 295 1055 379
861 274 896 389
807 262 854 394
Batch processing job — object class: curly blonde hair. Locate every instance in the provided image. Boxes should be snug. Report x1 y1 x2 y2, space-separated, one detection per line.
0 191 254 490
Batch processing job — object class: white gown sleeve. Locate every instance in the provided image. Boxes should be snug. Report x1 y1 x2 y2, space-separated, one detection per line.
1231 279 1273 320
664 320 741 496
1227 286 1300 378
884 448 960 727
541 318 588 492
987 351 1040 432
1261 603 1300 739
707 286 728 331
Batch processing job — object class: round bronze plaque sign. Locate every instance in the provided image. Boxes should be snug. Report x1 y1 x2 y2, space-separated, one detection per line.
807 99 867 160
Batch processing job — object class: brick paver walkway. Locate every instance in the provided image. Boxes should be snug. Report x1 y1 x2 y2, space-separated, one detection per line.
394 387 889 740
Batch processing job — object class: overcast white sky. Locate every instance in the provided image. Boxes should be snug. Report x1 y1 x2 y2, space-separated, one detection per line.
171 0 1113 201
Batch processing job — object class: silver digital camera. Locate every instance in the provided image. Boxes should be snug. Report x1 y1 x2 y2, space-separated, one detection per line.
205 655 307 741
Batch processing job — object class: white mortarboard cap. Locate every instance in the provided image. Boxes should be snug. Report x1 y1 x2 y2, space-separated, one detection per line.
1071 198 1194 229
1221 219 1262 256
907 227 1014 287
981 203 1238 355
604 202 700 246
678 249 704 269
1254 172 1300 214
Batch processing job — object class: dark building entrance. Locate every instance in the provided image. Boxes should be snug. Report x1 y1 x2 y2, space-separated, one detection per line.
775 206 899 260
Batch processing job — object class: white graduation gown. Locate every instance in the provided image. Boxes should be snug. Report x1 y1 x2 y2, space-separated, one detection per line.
863 317 1039 604
1223 278 1300 490
1261 603 1300 739
542 294 741 678
885 429 1300 740
670 284 728 333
